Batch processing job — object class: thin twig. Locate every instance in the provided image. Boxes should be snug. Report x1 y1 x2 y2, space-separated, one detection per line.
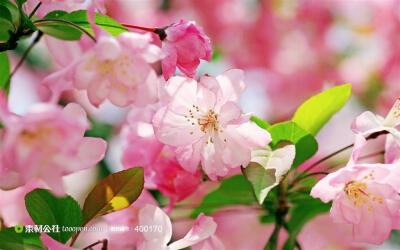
120 24 155 32
28 2 42 19
4 31 43 91
327 150 385 170
82 239 108 250
289 172 329 189
34 18 97 42
303 143 354 174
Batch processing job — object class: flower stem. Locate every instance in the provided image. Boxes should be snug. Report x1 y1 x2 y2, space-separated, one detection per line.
28 2 42 19
121 24 167 40
82 239 108 250
34 19 97 42
291 131 389 187
264 182 288 250
4 31 43 93
120 24 155 32
302 143 354 174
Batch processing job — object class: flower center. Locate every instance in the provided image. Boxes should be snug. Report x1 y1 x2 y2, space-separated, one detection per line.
84 56 138 92
383 96 400 127
344 171 383 211
185 105 227 144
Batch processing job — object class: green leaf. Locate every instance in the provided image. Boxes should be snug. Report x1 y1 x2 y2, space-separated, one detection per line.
0 227 45 250
0 0 19 41
283 196 331 250
61 10 127 36
0 5 12 22
0 17 14 41
49 10 126 35
250 115 270 130
37 10 127 41
37 21 83 40
25 189 82 243
0 52 10 90
84 118 113 140
44 10 68 19
14 0 26 7
243 143 295 204
268 121 318 168
0 0 19 24
81 167 144 226
190 175 255 218
292 84 352 136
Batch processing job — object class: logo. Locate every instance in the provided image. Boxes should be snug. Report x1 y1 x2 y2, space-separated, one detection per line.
14 221 24 234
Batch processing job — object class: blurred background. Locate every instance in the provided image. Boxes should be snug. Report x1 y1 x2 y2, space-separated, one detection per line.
4 0 400 249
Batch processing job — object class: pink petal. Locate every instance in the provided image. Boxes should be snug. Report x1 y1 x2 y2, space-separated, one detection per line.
152 106 203 147
215 69 246 104
217 102 242 126
201 139 229 180
310 170 346 203
162 45 178 80
168 213 217 250
40 168 65 197
134 69 159 107
138 205 172 248
385 134 400 164
62 103 89 131
175 141 203 173
353 212 392 244
41 234 76 250
87 80 110 108
191 235 226 250
45 36 83 67
75 137 107 170
351 111 383 134
346 134 367 167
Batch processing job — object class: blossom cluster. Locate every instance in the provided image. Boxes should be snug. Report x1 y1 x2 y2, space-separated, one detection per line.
312 98 400 244
0 1 272 249
1 0 400 249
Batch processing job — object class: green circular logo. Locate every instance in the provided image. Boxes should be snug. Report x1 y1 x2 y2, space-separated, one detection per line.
14 221 23 234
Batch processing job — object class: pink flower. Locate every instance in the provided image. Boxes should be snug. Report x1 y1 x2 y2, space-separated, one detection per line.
150 147 201 202
0 180 41 227
152 69 271 180
96 191 158 249
138 204 222 250
0 92 107 195
352 96 400 164
44 31 162 108
121 106 201 202
311 135 400 244
41 234 77 250
162 20 212 80
351 96 400 138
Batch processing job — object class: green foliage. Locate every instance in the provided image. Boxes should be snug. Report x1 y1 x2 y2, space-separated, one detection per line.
191 175 255 218
36 20 82 41
14 0 26 6
0 0 19 41
243 164 276 205
24 189 82 244
0 227 45 250
37 10 128 40
251 115 270 130
0 52 10 90
283 194 331 250
292 84 352 136
243 143 295 204
268 121 318 168
81 167 144 226
84 118 113 140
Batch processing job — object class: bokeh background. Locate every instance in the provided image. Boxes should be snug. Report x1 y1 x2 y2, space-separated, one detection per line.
3 0 400 249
